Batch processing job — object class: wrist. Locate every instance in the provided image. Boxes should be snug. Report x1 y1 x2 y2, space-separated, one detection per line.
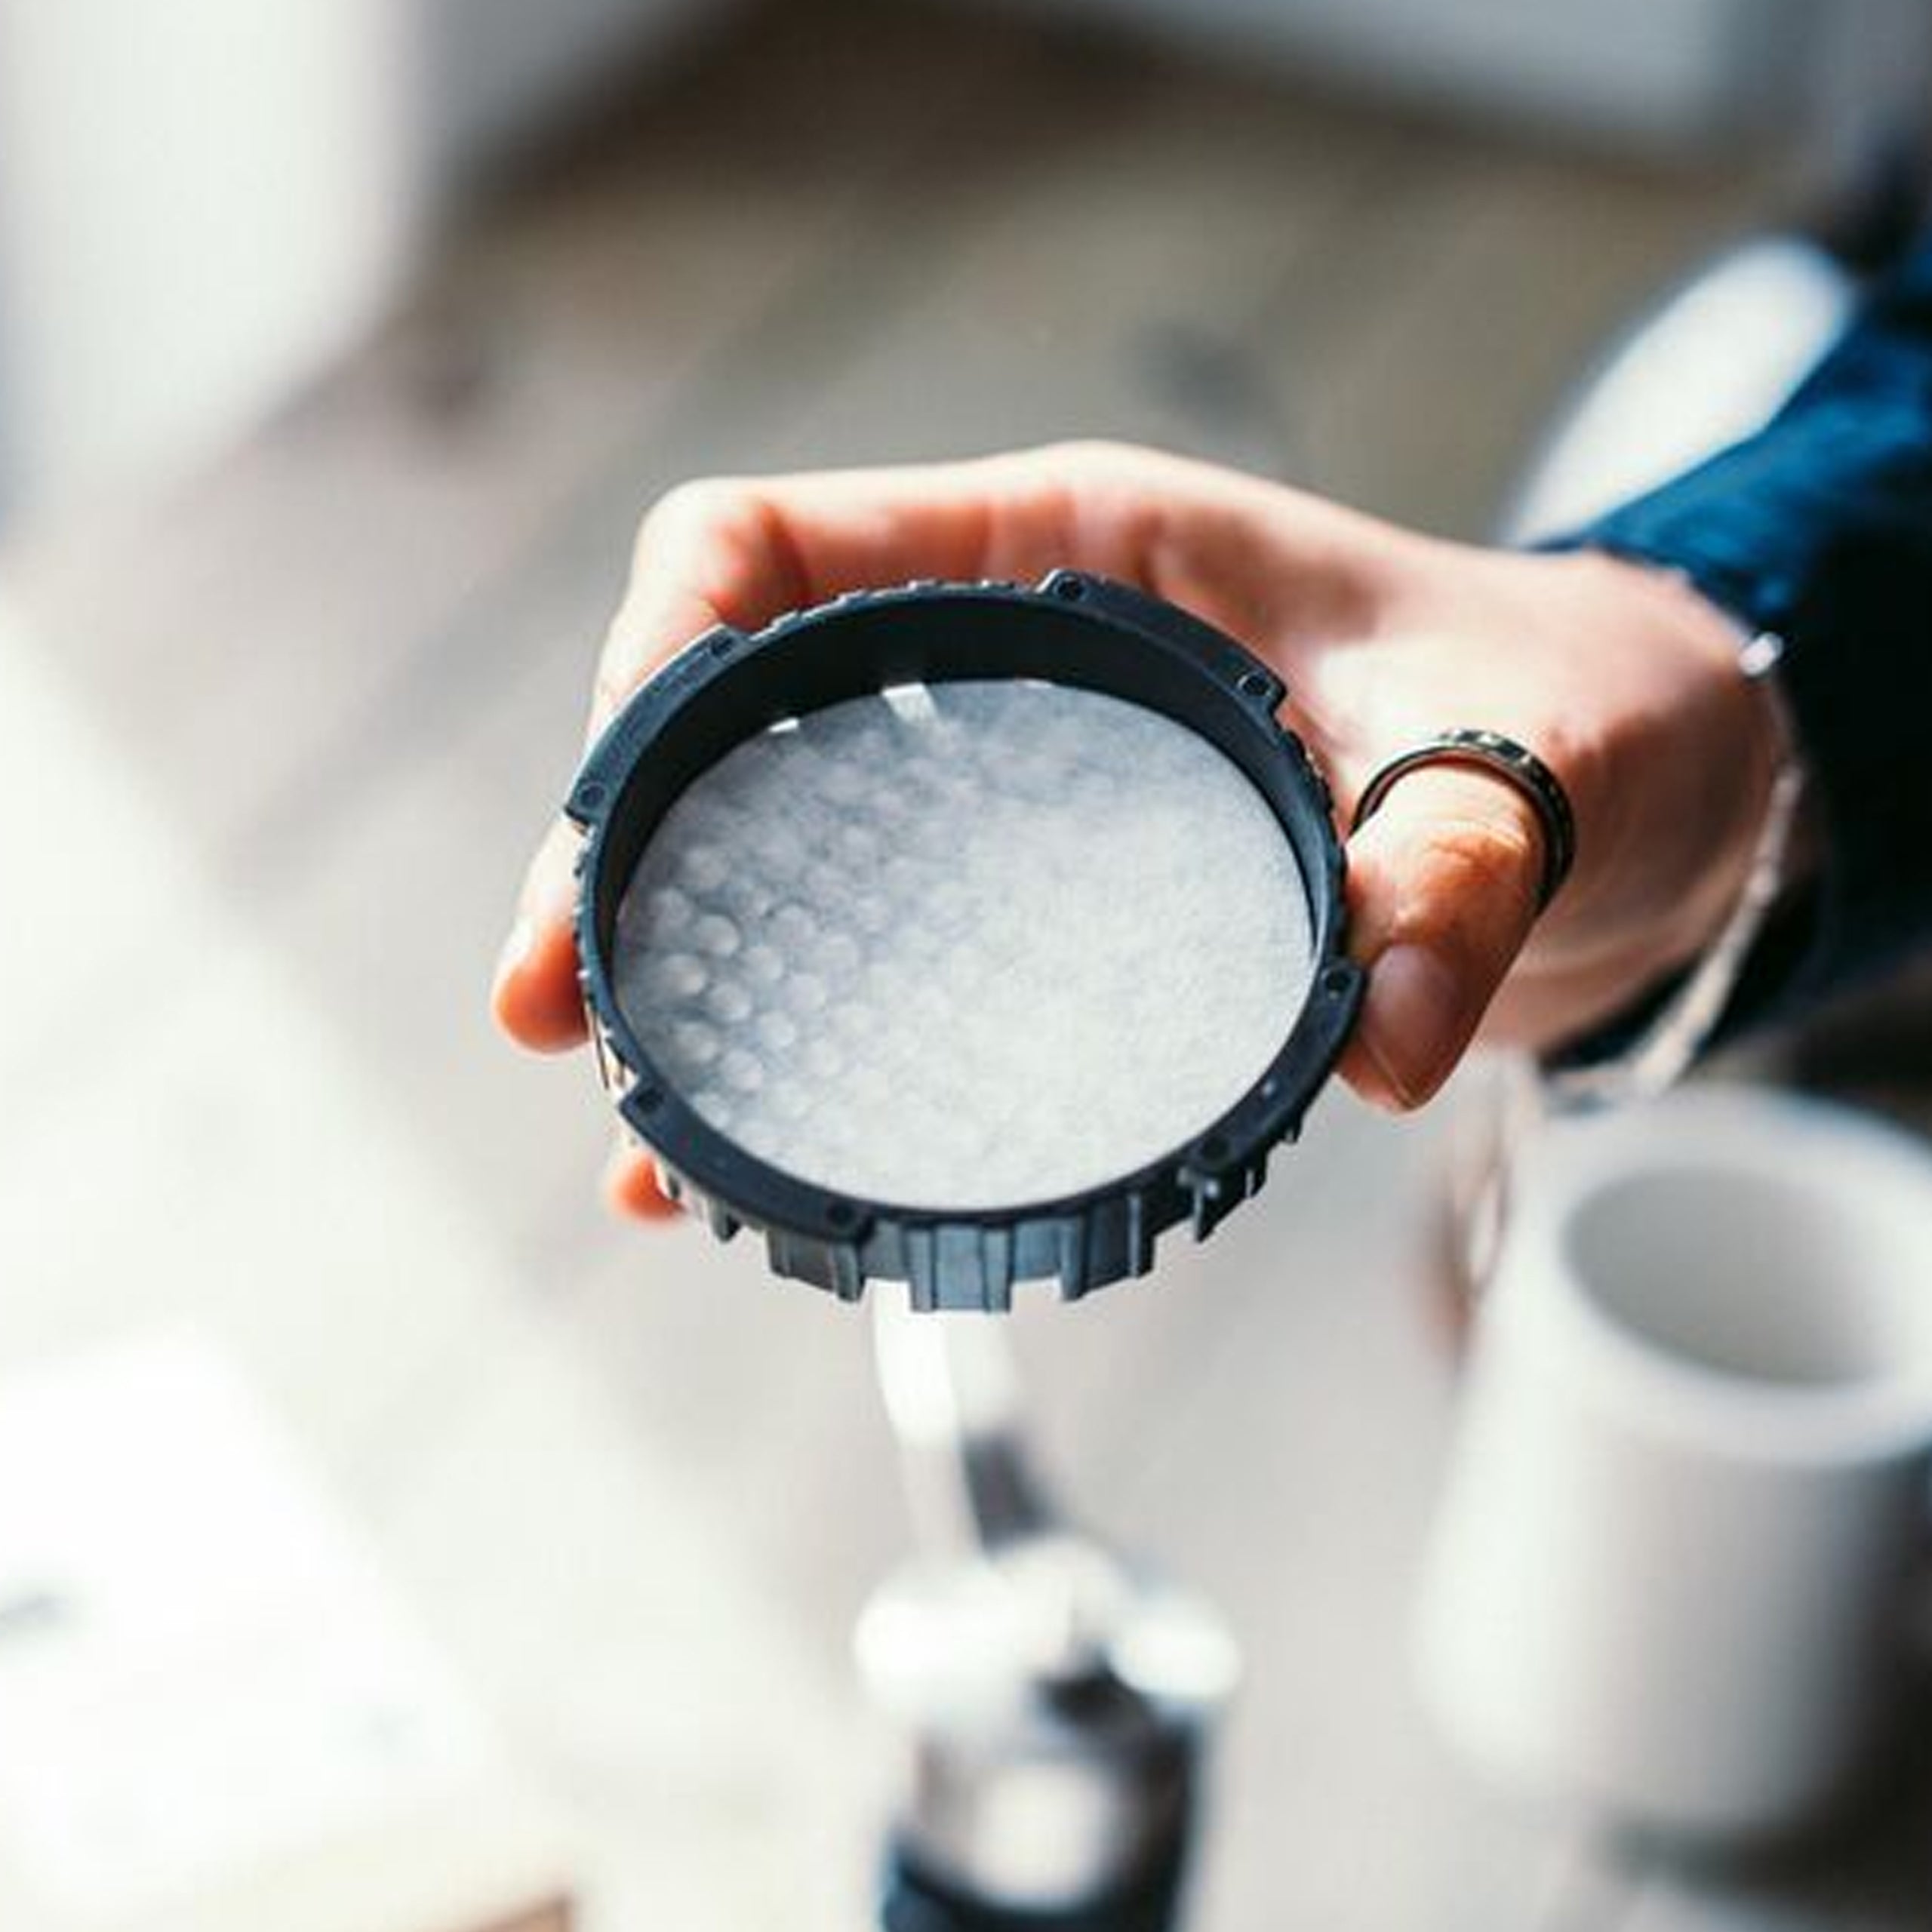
1577 546 1793 909
1540 549 1812 1099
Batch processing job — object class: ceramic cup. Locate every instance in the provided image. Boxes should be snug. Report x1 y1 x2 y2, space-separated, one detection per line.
1413 1085 1932 1840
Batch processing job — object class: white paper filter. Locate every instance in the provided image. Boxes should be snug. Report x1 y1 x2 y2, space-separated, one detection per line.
614 680 1313 1208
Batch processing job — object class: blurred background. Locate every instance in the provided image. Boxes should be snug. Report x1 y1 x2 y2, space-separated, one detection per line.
1 2 1930 1928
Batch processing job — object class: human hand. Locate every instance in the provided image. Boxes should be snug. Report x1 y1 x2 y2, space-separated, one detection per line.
493 442 1779 1216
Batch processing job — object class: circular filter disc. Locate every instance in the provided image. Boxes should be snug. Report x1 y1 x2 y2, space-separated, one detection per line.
568 574 1361 1308
613 679 1315 1210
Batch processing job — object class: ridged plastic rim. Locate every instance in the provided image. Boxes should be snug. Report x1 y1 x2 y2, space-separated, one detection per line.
565 571 1363 1307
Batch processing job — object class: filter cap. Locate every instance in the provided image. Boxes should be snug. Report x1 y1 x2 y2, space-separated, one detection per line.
567 571 1362 1309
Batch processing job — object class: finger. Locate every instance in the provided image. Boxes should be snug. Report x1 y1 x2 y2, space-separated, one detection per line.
1338 764 1546 1111
493 817 589 1051
500 445 1158 1057
494 441 1336 1063
496 457 1067 1053
603 1138 683 1221
587 446 1144 735
589 445 1392 734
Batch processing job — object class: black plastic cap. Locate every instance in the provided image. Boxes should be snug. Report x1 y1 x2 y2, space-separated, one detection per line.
567 572 1363 1309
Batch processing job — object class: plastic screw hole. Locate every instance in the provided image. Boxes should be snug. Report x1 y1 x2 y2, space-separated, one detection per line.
575 781 606 814
1052 575 1086 601
709 633 737 656
1238 670 1273 699
1323 964 1355 996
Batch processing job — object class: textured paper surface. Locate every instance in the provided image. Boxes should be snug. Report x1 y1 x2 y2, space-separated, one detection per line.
616 679 1312 1207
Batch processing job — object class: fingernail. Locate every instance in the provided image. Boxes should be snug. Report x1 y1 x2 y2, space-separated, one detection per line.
1358 944 1467 1109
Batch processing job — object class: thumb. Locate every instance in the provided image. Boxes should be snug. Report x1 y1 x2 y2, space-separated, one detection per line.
1339 764 1549 1110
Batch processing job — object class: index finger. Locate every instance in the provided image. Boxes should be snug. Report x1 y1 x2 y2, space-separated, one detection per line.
583 448 1137 737
496 445 1150 1054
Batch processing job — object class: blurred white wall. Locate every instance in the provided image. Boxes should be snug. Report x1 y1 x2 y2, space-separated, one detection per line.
1005 0 1930 158
0 0 722 523
0 0 413 520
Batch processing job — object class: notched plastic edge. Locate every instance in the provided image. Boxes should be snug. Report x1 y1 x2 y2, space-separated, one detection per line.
568 573 1363 1311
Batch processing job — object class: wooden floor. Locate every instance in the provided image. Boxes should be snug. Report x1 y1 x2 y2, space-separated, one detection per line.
2 2 1924 1925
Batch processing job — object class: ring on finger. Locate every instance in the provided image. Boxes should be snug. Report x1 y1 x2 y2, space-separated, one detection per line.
1350 728 1576 912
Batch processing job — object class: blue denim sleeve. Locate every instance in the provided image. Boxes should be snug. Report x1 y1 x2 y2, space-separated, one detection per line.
1567 236 1932 1026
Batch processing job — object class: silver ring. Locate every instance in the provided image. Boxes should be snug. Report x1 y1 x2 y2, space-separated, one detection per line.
1350 728 1576 912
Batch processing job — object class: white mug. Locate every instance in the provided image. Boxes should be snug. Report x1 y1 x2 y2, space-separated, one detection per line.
1412 1084 1932 1841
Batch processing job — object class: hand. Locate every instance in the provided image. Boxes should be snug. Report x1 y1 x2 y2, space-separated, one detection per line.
494 442 1780 1216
